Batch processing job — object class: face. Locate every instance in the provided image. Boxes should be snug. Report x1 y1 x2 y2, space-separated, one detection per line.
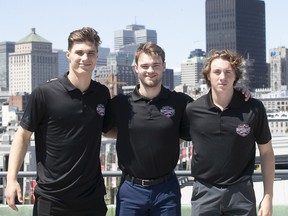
134 53 166 88
207 58 236 93
66 41 98 76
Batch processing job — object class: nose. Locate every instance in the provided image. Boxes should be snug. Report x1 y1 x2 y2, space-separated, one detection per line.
147 66 154 72
219 71 226 79
81 53 88 60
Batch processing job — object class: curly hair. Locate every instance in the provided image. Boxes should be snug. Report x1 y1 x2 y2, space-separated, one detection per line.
203 49 246 87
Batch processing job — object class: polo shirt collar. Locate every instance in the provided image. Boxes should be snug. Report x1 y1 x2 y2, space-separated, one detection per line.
58 72 77 92
131 84 170 102
206 89 244 110
59 72 96 93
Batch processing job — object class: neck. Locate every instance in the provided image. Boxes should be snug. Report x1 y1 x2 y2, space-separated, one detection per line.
211 89 234 110
68 71 91 92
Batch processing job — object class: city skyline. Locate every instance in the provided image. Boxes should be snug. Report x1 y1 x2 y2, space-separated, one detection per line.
0 0 287 69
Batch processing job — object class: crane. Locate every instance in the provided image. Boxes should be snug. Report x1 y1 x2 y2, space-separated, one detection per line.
107 73 127 97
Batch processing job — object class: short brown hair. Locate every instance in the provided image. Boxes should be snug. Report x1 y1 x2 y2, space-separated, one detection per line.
134 42 165 65
68 27 101 51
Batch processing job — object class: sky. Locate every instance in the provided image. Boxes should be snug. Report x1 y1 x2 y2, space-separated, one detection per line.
0 0 287 70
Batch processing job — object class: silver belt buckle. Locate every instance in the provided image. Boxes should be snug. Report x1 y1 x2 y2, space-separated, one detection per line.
141 179 151 187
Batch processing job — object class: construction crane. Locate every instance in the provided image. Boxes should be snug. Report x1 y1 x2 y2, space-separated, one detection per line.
107 74 127 97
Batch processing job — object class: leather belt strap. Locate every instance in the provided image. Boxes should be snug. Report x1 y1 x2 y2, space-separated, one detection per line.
123 172 175 187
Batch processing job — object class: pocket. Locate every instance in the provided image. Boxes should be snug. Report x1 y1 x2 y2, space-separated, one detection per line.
191 181 199 201
37 198 51 216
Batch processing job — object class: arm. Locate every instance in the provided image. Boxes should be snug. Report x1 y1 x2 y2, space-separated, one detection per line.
5 126 32 211
103 127 118 139
257 140 275 216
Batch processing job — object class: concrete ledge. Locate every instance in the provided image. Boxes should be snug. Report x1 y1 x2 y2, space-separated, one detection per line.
0 204 288 216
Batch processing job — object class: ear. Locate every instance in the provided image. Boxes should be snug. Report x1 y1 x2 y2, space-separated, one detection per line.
134 64 139 73
66 51 70 60
163 62 166 71
207 73 211 81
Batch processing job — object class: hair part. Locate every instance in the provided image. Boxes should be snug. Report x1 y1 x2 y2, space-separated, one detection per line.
202 49 246 87
134 42 165 65
68 27 101 51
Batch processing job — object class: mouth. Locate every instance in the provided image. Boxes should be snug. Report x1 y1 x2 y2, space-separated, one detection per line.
80 63 92 68
146 74 157 79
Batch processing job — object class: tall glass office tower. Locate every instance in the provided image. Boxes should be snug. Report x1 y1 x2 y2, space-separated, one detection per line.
206 0 267 89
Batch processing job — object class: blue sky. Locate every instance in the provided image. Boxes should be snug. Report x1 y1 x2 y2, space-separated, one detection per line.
0 0 287 69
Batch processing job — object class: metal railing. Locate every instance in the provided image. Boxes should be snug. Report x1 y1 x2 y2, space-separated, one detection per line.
0 170 287 213
0 169 288 178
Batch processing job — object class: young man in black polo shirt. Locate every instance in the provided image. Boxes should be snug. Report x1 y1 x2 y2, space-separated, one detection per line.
5 27 110 216
103 42 193 215
186 49 275 216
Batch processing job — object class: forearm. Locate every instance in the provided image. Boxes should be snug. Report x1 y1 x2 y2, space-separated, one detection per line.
7 127 31 181
259 143 275 198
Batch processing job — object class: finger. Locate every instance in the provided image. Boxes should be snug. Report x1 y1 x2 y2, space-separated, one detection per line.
9 203 18 211
17 190 23 204
257 208 262 216
7 198 18 211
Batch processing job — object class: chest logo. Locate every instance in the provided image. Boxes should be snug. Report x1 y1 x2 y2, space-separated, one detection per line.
96 104 105 117
236 124 251 137
160 106 175 118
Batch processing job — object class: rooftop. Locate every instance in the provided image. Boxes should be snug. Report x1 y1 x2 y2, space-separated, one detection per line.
17 28 50 44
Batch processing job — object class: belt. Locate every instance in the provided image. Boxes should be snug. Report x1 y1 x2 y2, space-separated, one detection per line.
123 172 175 187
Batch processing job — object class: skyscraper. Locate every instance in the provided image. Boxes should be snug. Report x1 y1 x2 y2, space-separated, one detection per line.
114 24 157 51
206 0 267 89
9 28 58 95
0 42 15 90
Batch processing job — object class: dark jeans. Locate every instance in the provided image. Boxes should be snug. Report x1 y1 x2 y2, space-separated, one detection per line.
33 195 107 216
191 178 256 216
116 174 181 216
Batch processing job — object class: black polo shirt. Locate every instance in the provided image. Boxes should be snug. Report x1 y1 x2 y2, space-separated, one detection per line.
186 90 271 186
20 73 110 206
103 85 193 179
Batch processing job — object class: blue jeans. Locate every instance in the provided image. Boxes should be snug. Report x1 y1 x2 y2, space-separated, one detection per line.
116 174 181 216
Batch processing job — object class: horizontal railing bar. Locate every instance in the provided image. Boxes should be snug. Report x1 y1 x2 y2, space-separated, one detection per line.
0 170 287 178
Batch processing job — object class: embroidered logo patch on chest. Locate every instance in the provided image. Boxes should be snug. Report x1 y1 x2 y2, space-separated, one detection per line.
236 124 251 137
160 106 175 118
96 104 105 116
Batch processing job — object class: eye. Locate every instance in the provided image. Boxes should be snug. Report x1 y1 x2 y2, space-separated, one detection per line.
225 70 233 75
152 63 161 68
88 51 96 56
141 65 149 70
213 70 221 75
75 51 84 56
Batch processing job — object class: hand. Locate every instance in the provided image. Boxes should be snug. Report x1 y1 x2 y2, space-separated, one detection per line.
258 195 273 216
5 180 23 211
235 87 252 101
